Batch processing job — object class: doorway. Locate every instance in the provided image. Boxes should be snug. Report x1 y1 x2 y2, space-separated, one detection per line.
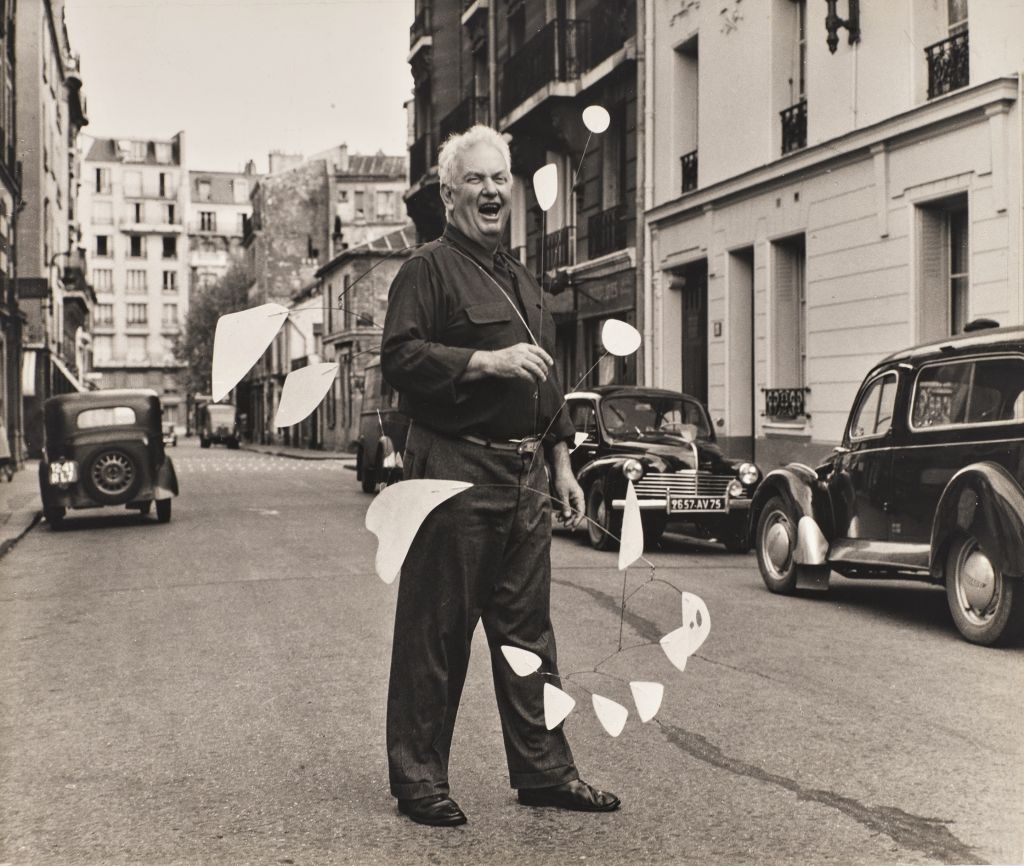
677 259 708 405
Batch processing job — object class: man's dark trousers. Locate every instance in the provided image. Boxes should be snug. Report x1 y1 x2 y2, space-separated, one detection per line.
386 424 578 800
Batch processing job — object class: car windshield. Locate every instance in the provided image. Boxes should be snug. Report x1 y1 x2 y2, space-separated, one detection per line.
77 406 137 429
600 396 711 441
208 405 235 424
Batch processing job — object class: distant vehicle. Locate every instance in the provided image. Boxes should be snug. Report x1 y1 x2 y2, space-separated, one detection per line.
162 422 177 447
750 321 1024 646
197 401 240 449
566 387 762 551
38 389 179 528
355 360 409 493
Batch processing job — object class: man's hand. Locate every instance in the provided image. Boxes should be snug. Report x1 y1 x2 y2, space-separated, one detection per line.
549 441 585 530
462 344 552 384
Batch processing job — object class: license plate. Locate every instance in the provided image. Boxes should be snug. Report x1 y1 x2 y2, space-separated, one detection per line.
667 496 726 513
49 461 78 485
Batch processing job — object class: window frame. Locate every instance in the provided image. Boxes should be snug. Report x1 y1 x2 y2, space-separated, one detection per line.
907 353 1024 434
846 371 899 443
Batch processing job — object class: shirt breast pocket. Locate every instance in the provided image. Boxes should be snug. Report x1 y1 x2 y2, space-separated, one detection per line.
458 302 516 348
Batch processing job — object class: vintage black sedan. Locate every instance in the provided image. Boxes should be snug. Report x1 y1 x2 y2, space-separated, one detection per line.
749 323 1024 646
38 389 179 529
566 387 762 551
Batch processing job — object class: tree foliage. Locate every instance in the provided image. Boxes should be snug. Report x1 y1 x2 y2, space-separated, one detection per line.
175 260 252 397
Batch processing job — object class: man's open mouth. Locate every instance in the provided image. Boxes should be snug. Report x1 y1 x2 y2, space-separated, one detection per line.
478 202 502 218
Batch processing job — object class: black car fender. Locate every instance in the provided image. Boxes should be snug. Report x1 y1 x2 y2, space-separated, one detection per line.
577 455 637 501
155 456 179 500
749 464 832 557
929 462 1024 579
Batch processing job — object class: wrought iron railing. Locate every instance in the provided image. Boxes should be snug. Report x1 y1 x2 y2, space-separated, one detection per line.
763 387 810 421
588 0 635 69
926 31 969 99
681 150 698 193
409 132 434 184
543 226 572 272
588 204 628 259
410 6 431 48
501 19 589 116
439 93 490 143
780 99 807 154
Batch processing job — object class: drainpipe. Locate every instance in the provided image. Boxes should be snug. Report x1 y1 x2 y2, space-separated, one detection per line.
641 0 655 385
488 3 498 125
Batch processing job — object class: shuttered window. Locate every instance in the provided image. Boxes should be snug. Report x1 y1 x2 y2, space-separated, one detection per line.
771 235 806 389
916 195 968 340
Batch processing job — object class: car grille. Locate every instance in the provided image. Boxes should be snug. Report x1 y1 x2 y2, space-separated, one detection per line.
635 471 733 499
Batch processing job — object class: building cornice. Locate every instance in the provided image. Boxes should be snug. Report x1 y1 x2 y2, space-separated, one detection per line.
647 76 1019 227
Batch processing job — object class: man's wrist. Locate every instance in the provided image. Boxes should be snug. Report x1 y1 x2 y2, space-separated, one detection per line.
462 350 492 382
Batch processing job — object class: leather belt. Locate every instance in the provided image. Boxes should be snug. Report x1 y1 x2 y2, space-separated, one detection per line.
460 434 542 455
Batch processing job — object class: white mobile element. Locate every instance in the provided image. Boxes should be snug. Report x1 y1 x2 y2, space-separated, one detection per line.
211 303 289 402
500 645 543 677
592 694 629 737
570 432 589 453
660 592 711 671
601 319 642 357
543 683 576 730
532 163 559 212
274 362 339 428
364 479 473 584
582 104 611 134
618 480 644 571
629 681 664 723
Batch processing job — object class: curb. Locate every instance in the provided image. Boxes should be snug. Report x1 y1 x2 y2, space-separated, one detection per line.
0 510 43 560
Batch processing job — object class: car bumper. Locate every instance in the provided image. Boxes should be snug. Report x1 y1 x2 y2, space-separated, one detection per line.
611 497 752 512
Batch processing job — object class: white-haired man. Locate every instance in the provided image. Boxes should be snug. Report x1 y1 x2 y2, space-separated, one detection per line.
381 125 620 826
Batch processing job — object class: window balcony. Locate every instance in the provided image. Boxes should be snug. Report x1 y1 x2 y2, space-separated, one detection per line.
926 30 969 99
762 387 810 421
439 93 490 143
780 99 807 155
408 6 432 61
680 150 698 193
587 204 628 259
409 132 435 185
527 226 573 278
461 0 488 27
501 18 589 117
587 0 635 70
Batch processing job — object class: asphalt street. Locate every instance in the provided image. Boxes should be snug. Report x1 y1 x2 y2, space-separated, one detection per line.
1 438 1021 866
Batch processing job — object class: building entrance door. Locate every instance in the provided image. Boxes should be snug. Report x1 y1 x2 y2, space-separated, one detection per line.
679 259 708 405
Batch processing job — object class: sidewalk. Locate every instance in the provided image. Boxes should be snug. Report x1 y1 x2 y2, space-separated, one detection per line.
240 442 356 467
0 461 42 558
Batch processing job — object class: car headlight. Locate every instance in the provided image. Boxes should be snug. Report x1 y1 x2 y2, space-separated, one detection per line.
738 462 760 486
622 458 644 481
727 479 744 498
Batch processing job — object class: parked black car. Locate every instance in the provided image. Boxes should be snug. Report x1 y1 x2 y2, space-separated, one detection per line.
566 387 762 551
750 323 1024 646
355 360 409 493
197 401 239 449
38 389 179 528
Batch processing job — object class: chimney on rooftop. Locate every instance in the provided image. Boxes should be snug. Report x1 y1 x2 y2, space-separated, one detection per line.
338 144 349 172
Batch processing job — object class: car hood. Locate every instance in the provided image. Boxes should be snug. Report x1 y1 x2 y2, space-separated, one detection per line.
605 435 738 473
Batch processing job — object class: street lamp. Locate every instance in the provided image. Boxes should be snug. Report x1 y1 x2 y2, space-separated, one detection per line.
824 0 860 54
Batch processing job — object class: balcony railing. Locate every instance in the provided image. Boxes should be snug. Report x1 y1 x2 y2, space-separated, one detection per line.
588 204 628 259
526 227 572 278
588 0 636 70
763 387 810 421
780 99 807 155
410 6 431 48
681 150 698 193
409 132 435 184
501 19 589 116
926 30 969 99
439 93 490 143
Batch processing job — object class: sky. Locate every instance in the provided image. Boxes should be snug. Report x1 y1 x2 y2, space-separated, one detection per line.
64 0 415 173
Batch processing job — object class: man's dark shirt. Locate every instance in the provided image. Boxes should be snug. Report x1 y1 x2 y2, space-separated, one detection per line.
381 223 574 444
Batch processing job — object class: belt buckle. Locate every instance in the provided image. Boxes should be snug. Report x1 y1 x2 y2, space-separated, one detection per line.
515 437 540 456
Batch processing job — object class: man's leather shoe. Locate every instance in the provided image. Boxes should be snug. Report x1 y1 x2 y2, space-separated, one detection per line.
397 794 467 827
517 779 620 812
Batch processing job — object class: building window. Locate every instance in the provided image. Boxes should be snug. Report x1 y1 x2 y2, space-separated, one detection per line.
155 142 172 163
948 0 968 33
917 195 969 340
131 202 144 224
237 212 247 234
96 235 110 257
338 189 349 203
200 211 216 231
354 190 365 218
93 269 113 292
376 191 392 220
162 236 177 259
232 179 248 203
162 271 177 293
159 172 173 197
124 171 142 197
198 180 211 201
771 235 807 392
126 303 148 325
128 141 147 162
127 335 147 362
126 269 147 294
93 335 113 363
95 168 111 194
93 201 113 225
94 303 114 326
162 303 178 327
165 203 176 224
129 235 145 258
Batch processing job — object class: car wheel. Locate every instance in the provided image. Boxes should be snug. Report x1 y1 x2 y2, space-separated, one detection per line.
200 438 210 449
586 479 621 551
720 517 751 554
360 447 378 494
945 534 1024 646
641 513 667 546
44 506 65 530
156 499 172 524
84 448 143 505
755 496 799 593
227 439 240 450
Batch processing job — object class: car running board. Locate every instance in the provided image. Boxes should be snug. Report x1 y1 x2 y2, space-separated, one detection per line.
827 539 931 572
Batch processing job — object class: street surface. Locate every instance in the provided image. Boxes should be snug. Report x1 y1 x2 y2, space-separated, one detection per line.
1 438 1021 865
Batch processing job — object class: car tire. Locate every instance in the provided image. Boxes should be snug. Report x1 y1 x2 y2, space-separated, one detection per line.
200 438 210 449
44 506 65 530
586 479 621 551
360 447 378 494
641 513 667 546
945 534 1024 646
755 496 799 594
156 499 172 524
83 447 143 505
227 439 240 450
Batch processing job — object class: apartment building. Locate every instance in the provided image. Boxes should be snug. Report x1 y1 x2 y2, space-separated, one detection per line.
0 0 20 461
79 132 191 428
646 0 1024 468
405 0 642 389
188 167 256 292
